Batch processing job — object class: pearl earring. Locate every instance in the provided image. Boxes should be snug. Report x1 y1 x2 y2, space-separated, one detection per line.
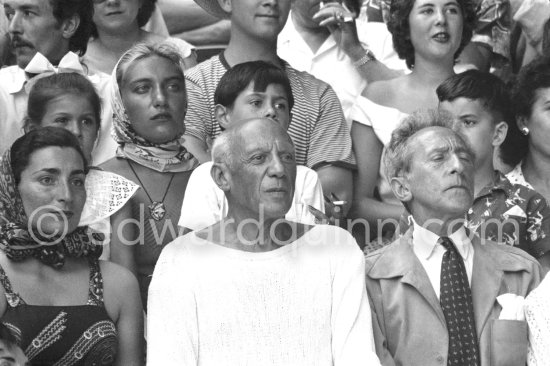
521 127 529 136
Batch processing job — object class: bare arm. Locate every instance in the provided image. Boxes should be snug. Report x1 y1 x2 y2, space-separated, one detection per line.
158 0 221 34
348 122 403 233
313 4 400 83
174 21 231 47
102 262 144 366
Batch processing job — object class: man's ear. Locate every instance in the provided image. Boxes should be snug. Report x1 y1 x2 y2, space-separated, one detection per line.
390 176 412 204
215 104 231 130
61 13 80 40
211 162 231 192
217 0 232 14
491 121 508 147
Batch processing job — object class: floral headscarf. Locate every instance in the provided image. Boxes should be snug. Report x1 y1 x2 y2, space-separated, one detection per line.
0 150 103 269
110 54 199 173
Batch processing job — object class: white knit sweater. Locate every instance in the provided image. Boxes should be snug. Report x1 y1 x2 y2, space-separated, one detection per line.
147 225 380 366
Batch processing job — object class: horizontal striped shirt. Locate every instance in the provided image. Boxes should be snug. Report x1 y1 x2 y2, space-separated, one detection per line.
184 54 355 170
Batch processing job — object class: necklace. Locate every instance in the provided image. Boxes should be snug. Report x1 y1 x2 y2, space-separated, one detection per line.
127 160 175 221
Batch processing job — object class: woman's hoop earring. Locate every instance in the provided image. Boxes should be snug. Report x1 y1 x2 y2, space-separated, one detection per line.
521 127 530 136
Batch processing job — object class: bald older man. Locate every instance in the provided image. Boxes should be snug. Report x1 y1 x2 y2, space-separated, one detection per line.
147 118 380 366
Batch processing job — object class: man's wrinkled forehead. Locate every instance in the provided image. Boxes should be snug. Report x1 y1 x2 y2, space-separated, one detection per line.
410 126 474 159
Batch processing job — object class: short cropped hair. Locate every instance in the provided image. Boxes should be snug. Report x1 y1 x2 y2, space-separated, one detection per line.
214 60 294 111
437 70 512 125
11 127 88 185
384 109 471 181
387 0 477 69
51 0 94 55
24 73 101 134
211 128 236 169
116 42 186 89
436 70 519 165
91 0 157 38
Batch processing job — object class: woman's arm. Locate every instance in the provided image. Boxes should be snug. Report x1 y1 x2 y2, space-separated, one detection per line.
102 262 144 366
349 122 404 237
110 201 138 276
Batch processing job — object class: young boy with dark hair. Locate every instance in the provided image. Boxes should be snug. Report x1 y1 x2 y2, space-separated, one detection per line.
178 61 324 233
437 69 550 270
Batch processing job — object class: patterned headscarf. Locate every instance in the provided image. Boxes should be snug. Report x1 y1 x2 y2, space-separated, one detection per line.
110 55 199 173
0 150 103 269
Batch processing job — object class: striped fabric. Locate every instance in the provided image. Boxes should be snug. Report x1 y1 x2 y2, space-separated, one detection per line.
183 54 355 169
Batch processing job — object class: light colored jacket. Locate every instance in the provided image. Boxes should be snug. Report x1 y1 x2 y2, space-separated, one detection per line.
365 229 542 366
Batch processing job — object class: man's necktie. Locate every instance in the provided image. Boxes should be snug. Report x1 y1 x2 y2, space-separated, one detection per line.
439 236 480 366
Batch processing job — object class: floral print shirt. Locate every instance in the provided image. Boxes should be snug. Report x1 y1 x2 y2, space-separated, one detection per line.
466 171 550 258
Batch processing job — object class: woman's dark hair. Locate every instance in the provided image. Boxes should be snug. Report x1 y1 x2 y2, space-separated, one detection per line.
215 60 294 111
51 0 94 56
503 56 550 166
91 0 158 38
387 0 477 69
24 73 101 134
11 127 88 185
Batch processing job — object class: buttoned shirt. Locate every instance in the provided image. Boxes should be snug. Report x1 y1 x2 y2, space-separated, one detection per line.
411 220 474 299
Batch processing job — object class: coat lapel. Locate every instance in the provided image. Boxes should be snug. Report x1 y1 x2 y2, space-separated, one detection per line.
368 231 446 327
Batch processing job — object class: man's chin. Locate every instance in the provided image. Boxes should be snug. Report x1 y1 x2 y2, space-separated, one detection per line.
15 49 37 69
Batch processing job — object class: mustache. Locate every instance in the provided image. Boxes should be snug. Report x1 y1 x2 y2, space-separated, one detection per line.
10 35 33 48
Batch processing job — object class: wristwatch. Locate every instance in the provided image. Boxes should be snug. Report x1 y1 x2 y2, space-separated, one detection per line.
353 49 376 67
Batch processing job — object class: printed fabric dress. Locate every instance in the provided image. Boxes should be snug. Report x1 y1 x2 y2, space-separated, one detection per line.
0 258 118 365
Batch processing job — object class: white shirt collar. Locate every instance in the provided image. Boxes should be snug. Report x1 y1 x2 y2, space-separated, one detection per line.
3 66 28 94
412 218 472 261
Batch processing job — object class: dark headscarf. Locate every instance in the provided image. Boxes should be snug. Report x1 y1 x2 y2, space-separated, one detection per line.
0 149 103 269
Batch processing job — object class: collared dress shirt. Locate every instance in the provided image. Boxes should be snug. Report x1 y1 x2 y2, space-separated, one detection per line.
411 220 474 299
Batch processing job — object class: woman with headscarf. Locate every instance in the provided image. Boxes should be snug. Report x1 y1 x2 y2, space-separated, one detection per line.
101 42 198 311
0 127 143 365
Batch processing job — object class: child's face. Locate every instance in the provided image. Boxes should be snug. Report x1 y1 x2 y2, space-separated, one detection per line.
227 82 291 129
439 97 502 170
40 94 99 162
0 340 28 366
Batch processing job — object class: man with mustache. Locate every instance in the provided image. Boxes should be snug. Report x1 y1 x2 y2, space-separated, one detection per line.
181 0 355 218
147 118 381 365
365 109 542 366
0 0 101 154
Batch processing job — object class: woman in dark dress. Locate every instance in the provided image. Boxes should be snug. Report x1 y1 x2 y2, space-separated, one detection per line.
0 127 143 365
